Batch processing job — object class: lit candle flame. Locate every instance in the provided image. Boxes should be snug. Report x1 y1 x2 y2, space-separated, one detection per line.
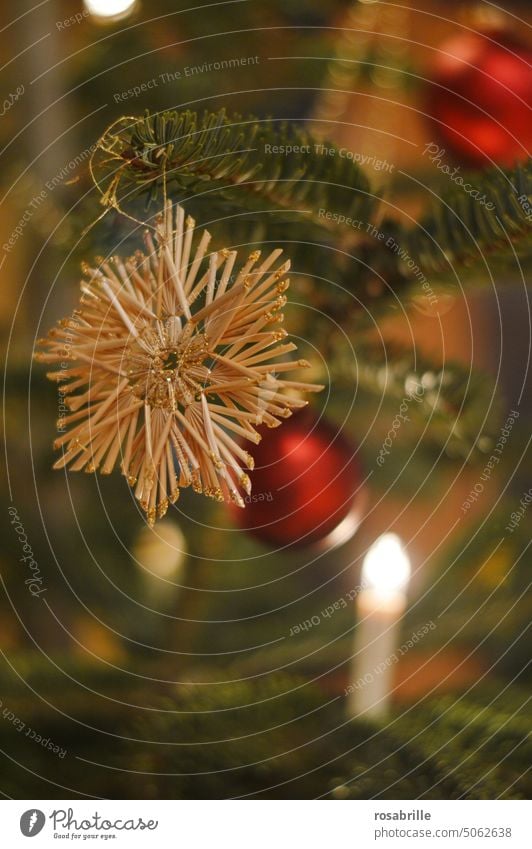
84 0 138 22
361 533 411 599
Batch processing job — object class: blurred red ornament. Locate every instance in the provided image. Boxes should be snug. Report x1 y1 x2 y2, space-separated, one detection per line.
231 409 364 549
426 30 532 167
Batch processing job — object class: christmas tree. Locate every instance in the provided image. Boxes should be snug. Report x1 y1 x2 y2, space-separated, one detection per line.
1 0 531 800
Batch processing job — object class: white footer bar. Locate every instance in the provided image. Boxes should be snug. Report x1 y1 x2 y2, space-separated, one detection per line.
1 799 529 848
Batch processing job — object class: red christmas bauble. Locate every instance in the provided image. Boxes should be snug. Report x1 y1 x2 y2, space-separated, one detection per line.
426 30 532 167
231 409 364 549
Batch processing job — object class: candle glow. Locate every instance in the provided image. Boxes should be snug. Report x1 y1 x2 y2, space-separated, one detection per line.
361 533 411 599
84 0 137 22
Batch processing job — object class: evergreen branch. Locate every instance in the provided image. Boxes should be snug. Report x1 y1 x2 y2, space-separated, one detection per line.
90 108 377 232
395 691 532 800
404 159 532 282
331 340 498 462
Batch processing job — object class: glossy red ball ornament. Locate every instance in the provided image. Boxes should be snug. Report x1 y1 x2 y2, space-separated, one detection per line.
231 409 364 549
426 30 532 167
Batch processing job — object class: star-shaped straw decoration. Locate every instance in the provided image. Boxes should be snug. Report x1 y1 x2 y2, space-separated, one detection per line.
36 202 323 525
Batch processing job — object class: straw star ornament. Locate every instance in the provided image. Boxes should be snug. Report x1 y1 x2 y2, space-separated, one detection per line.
36 202 323 525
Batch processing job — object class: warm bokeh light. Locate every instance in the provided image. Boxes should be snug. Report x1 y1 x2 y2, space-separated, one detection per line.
133 519 186 581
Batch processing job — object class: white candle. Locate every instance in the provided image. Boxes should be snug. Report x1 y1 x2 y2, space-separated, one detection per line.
348 533 411 720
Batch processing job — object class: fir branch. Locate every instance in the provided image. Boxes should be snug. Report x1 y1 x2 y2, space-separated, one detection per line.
332 339 498 462
90 108 377 233
394 691 532 800
404 159 532 283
